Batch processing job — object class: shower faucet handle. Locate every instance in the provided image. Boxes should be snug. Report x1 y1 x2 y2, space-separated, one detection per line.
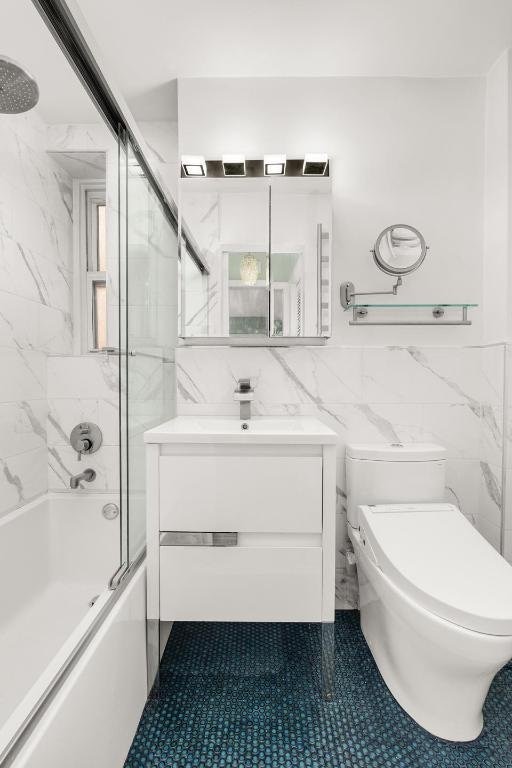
70 422 103 461
77 437 92 459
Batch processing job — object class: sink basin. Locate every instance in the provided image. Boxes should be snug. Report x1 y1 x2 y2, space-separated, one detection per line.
144 416 337 444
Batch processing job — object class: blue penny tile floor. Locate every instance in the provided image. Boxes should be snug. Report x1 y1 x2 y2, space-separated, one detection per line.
125 611 512 768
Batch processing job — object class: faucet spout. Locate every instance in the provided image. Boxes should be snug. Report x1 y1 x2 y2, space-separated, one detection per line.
239 400 251 420
70 468 96 489
234 378 255 420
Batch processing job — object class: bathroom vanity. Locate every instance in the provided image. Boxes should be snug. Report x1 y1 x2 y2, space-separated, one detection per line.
145 416 337 693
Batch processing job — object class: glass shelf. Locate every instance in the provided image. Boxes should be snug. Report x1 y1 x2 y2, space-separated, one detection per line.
347 303 478 309
346 302 478 326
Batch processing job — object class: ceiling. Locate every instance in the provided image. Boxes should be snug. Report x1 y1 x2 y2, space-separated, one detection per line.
0 0 103 124
75 0 512 120
2 1 512 125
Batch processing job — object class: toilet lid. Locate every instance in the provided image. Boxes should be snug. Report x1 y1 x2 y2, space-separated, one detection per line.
359 503 512 635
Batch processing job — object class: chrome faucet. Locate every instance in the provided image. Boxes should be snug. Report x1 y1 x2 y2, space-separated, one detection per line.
234 378 254 420
69 468 96 489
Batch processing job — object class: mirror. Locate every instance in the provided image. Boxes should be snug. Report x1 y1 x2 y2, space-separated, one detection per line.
178 177 332 341
373 224 427 276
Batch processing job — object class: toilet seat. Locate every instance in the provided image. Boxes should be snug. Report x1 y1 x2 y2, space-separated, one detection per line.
357 503 512 636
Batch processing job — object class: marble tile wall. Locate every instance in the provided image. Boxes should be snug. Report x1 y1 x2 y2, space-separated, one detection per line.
0 111 74 517
47 354 120 492
503 345 512 563
176 343 504 606
478 344 505 554
42 127 178 534
0 115 178 529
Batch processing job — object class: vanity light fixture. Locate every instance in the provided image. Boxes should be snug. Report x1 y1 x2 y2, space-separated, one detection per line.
222 154 246 176
264 154 286 176
181 155 206 177
303 153 328 176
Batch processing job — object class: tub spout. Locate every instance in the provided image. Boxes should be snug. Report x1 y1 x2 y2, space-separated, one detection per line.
70 468 96 489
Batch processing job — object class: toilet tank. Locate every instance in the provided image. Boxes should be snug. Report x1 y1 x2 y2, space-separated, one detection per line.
345 443 447 528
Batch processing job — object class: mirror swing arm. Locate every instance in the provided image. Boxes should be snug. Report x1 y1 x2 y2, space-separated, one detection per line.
340 274 403 310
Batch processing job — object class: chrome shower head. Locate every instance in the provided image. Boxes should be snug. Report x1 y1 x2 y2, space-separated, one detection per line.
0 57 39 114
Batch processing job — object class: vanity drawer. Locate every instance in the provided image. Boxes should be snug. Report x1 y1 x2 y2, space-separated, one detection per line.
159 545 322 622
159 455 322 532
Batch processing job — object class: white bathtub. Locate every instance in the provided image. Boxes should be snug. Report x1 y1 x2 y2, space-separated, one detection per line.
0 492 121 761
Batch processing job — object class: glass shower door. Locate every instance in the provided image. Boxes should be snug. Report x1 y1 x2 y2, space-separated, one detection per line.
119 137 177 569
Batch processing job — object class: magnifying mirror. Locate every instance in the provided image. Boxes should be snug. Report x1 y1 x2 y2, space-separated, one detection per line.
373 224 427 276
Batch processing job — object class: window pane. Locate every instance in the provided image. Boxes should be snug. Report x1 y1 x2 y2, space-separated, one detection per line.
97 204 107 271
93 280 107 349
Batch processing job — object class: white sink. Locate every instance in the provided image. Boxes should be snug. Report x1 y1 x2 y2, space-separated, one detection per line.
144 416 337 444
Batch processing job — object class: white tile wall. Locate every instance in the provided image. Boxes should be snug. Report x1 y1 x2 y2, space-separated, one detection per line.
502 345 512 563
176 343 506 606
0 111 73 517
1 114 178 531
46 354 120 492
478 345 506 556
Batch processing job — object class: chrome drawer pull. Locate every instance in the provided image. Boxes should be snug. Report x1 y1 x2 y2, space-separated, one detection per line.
160 532 238 547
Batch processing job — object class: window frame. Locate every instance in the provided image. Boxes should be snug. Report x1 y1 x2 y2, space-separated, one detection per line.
85 190 107 272
75 180 108 353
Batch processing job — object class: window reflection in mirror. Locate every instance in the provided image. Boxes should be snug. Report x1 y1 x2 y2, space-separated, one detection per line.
228 251 268 336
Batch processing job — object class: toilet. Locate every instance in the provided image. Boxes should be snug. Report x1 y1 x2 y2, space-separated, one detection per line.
346 442 512 742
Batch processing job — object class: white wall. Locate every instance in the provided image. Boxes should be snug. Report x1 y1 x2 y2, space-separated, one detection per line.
480 49 512 562
483 51 511 343
179 76 485 345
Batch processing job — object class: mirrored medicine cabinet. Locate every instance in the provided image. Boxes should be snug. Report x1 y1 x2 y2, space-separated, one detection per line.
178 177 332 344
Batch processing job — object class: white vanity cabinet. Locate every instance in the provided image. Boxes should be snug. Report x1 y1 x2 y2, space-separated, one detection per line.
145 417 337 630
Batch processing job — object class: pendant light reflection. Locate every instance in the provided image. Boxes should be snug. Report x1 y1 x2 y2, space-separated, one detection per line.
240 253 260 286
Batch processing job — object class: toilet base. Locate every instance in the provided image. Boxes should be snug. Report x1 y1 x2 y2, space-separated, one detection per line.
351 531 512 742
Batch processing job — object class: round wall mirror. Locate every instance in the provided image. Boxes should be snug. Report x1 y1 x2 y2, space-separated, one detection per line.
373 224 427 276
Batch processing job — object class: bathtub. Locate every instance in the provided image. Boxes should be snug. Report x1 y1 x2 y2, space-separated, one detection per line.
0 492 127 763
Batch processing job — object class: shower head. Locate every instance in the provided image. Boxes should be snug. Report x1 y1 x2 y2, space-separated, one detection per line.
0 57 39 114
